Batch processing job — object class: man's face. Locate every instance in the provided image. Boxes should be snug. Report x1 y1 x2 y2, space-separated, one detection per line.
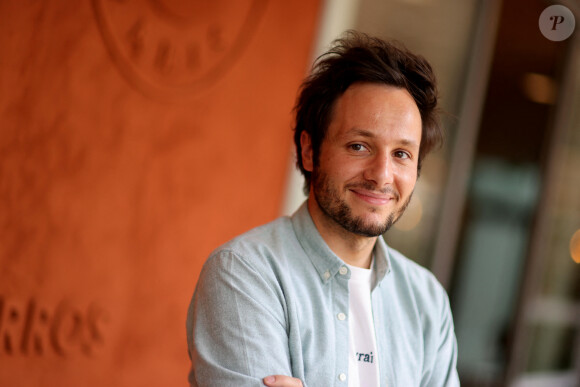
302 83 422 237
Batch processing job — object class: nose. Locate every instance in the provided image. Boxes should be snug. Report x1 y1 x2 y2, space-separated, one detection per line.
363 153 394 187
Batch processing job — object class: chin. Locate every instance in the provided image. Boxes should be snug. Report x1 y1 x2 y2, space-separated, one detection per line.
355 208 391 223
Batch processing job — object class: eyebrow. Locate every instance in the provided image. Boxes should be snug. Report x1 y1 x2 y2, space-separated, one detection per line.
346 128 420 148
347 128 375 138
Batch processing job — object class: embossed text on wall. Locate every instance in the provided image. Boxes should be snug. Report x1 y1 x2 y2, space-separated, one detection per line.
92 0 268 97
0 296 108 358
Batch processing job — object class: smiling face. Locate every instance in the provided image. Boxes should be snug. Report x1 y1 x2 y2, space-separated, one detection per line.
301 83 422 237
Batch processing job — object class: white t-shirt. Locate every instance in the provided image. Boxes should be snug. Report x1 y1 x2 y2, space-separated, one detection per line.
347 262 380 387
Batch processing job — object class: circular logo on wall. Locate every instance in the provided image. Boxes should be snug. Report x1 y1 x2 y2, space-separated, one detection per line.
539 5 575 42
93 0 268 98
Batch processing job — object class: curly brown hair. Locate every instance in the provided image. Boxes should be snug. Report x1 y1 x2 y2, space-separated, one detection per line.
293 31 443 194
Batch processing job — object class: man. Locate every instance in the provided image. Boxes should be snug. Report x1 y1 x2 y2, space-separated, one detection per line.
187 31 459 387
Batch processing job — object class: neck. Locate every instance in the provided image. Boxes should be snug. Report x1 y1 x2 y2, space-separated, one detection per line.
307 197 376 269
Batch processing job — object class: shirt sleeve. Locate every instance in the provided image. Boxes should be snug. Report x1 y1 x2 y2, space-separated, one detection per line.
421 288 460 387
186 249 296 387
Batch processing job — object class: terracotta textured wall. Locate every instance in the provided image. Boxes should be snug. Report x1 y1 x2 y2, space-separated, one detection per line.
0 0 321 385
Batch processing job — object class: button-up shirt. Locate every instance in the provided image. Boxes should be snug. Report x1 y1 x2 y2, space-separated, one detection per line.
187 202 459 386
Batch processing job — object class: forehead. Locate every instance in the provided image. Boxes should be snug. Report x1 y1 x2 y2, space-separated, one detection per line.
328 83 422 142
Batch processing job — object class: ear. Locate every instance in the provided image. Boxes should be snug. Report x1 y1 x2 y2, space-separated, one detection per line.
300 131 314 172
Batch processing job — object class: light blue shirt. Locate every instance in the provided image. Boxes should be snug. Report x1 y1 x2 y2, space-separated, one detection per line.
187 202 459 386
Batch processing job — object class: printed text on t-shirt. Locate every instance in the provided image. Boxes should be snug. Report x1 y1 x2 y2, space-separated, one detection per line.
356 352 374 363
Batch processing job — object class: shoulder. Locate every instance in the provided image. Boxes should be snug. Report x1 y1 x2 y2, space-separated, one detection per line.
221 215 294 253
193 216 298 312
388 248 443 288
214 216 296 263
201 215 298 280
386 246 450 312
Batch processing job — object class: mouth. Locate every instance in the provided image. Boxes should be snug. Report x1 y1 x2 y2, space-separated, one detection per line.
349 188 394 206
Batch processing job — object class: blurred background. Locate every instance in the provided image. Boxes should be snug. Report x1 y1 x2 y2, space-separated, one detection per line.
0 0 578 386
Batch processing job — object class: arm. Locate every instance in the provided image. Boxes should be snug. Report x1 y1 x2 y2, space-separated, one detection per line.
187 250 301 386
421 290 460 387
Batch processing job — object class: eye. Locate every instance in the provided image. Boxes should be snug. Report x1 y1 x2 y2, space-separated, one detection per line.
349 143 368 152
394 150 411 159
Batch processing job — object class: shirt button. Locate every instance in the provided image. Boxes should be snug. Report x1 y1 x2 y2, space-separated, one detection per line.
338 373 347 381
339 266 348 275
337 312 346 321
323 271 331 280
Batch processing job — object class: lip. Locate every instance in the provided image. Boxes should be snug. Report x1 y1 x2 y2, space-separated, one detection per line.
350 189 393 205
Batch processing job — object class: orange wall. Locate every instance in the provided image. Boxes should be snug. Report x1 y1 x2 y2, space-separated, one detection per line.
0 1 321 385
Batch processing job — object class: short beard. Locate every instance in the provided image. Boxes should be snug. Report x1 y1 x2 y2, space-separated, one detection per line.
312 169 413 237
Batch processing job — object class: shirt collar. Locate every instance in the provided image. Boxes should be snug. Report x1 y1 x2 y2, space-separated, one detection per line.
291 201 391 286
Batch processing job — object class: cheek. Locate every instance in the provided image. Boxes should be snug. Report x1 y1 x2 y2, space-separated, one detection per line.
396 168 417 193
321 154 359 178
342 162 368 185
